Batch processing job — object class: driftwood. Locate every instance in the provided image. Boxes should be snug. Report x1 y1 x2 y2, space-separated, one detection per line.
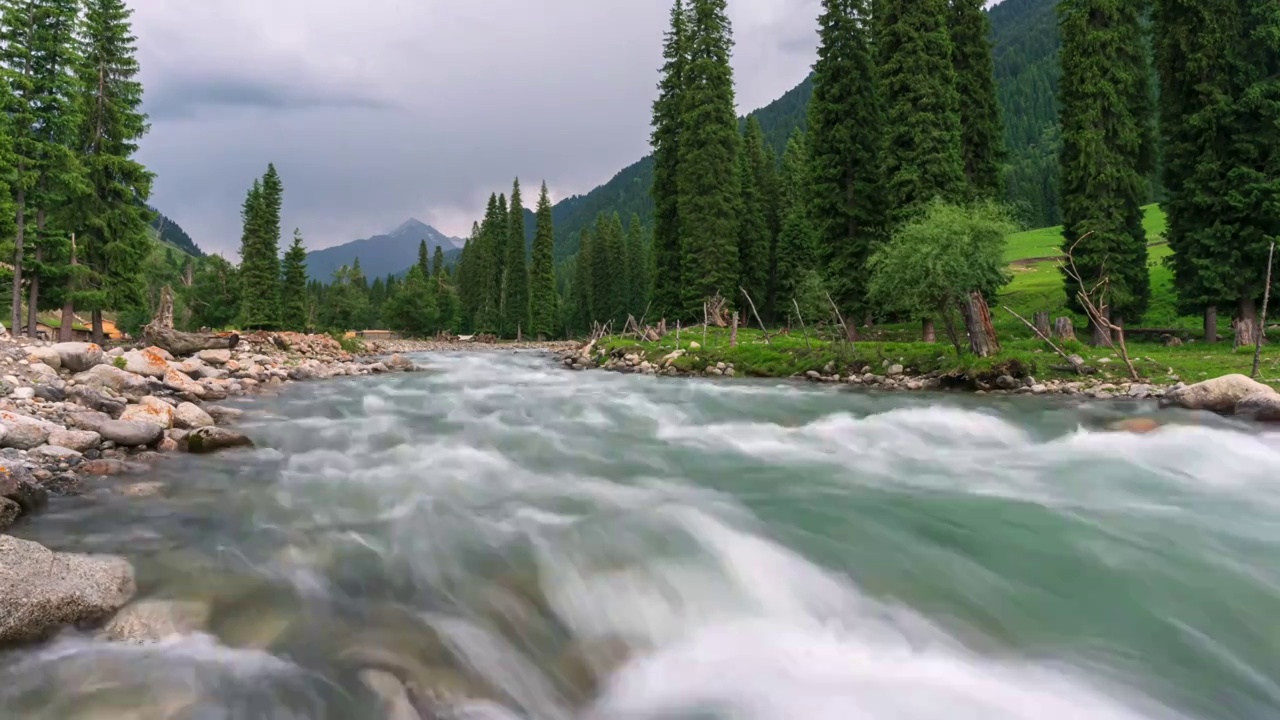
704 293 730 328
738 287 771 344
143 325 239 356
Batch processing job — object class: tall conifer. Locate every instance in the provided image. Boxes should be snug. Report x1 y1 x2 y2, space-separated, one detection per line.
502 178 530 337
650 0 688 322
808 0 883 315
949 0 1004 197
529 181 558 338
239 164 283 328
280 229 308 331
737 118 772 312
625 213 650 318
678 0 740 314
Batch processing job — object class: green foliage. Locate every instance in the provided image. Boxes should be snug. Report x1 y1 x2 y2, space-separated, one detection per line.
772 131 817 316
589 212 627 327
1057 0 1154 322
530 182 559 338
502 178 531 336
237 165 283 329
432 245 444 278
624 213 650 319
867 201 1014 320
650 0 687 321
383 264 438 337
330 331 365 354
878 0 967 225
677 0 740 315
280 229 309 331
950 0 1004 197
737 117 774 313
112 354 126 370
808 0 883 316
183 254 238 330
319 264 370 333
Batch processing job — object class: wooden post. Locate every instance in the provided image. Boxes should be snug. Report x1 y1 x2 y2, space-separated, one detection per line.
1253 241 1275 378
730 311 738 348
676 320 681 348
702 302 708 348
1034 311 1050 338
1053 316 1075 341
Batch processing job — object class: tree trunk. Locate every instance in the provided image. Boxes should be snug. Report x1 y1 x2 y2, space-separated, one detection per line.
1236 297 1259 349
730 311 738 348
1053 316 1075 341
1034 311 1050 338
921 317 936 343
26 246 40 338
10 189 24 337
939 308 963 356
143 326 239 356
1204 305 1218 343
1090 311 1111 346
92 309 104 346
962 291 999 357
863 311 873 329
60 234 76 342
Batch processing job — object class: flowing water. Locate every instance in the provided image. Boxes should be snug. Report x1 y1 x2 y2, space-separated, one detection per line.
2 351 1280 720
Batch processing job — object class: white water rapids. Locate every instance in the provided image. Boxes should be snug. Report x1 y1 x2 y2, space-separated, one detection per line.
2 350 1279 719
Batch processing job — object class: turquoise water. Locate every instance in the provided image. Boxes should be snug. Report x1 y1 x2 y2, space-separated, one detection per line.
2 351 1277 719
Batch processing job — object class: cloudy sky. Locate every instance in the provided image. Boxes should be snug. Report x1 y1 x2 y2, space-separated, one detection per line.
131 0 823 255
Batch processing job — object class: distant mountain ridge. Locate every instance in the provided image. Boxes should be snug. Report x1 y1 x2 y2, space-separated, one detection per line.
305 218 463 281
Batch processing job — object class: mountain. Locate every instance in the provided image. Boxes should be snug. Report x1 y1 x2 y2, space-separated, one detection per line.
542 0 1062 255
147 207 205 257
305 219 462 281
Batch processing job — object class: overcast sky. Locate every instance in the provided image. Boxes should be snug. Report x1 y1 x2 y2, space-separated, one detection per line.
131 0 823 255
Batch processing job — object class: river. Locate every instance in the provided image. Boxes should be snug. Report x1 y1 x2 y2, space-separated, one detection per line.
1 350 1278 719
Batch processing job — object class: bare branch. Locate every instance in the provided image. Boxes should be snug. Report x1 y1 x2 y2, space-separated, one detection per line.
1003 306 1083 374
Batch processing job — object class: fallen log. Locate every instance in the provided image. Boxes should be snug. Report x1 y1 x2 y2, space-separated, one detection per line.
143 325 239 356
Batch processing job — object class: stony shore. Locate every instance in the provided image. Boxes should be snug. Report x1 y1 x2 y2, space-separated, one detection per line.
557 341 1280 422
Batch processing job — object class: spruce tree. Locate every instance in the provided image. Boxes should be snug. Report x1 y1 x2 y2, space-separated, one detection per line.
475 194 503 333
572 229 594 331
71 0 153 343
650 0 688 322
774 131 819 312
1058 0 1154 331
529 181 558 339
737 118 772 313
502 178 531 337
280 229 308 331
949 0 1004 197
878 0 966 224
432 245 445 278
678 0 740 315
239 164 283 328
418 239 429 275
625 214 650 318
808 0 884 315
590 212 626 327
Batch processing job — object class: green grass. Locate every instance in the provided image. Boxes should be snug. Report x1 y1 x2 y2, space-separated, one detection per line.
1003 204 1167 262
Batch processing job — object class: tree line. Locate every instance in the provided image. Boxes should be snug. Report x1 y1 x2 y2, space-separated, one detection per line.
0 0 154 342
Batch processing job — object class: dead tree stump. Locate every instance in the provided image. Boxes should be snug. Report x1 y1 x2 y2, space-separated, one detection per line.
730 311 739 348
962 291 1000 357
1053 316 1075 341
1034 311 1050 338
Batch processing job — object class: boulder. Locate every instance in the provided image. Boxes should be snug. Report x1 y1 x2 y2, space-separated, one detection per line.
29 368 60 390
183 426 254 454
9 386 33 400
1162 374 1277 414
198 349 232 365
120 348 171 378
0 497 18 531
0 534 135 646
199 380 229 400
78 458 149 477
31 445 81 460
72 364 152 398
171 357 209 379
120 396 176 430
48 428 101 453
50 341 104 372
1236 391 1280 422
96 419 164 447
68 410 112 433
0 410 56 450
206 406 244 425
67 385 128 417
387 354 416 371
0 466 46 514
174 402 214 429
25 346 61 370
103 599 211 643
162 368 205 397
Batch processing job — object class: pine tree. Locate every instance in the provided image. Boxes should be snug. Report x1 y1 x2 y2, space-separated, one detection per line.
878 0 966 224
589 213 625 327
625 214 650 318
418 239 429 276
239 164 283 328
572 229 594 332
808 0 884 316
949 0 1004 197
502 178 531 337
476 194 503 333
280 228 308 331
1058 0 1154 331
529 181 558 339
678 0 740 315
70 0 153 343
0 0 82 336
737 118 772 313
774 131 819 311
650 0 688 322
432 245 445 278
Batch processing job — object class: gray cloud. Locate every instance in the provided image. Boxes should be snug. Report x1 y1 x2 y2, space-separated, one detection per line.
131 0 821 255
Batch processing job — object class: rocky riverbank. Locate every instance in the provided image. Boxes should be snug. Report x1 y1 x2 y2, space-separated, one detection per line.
558 341 1280 422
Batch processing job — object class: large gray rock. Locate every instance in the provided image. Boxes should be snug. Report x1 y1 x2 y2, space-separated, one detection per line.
26 362 58 384
104 599 211 643
174 402 214 429
1163 374 1277 414
48 428 101 453
198 348 231 365
31 445 81 460
1236 391 1280 422
72 364 152 398
0 466 46 514
162 368 205 397
67 385 128 417
0 410 56 450
96 419 164 447
0 534 135 646
120 348 171 378
205 406 244 425
183 426 254 454
51 341 104 372
25 346 61 370
120 396 175 429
